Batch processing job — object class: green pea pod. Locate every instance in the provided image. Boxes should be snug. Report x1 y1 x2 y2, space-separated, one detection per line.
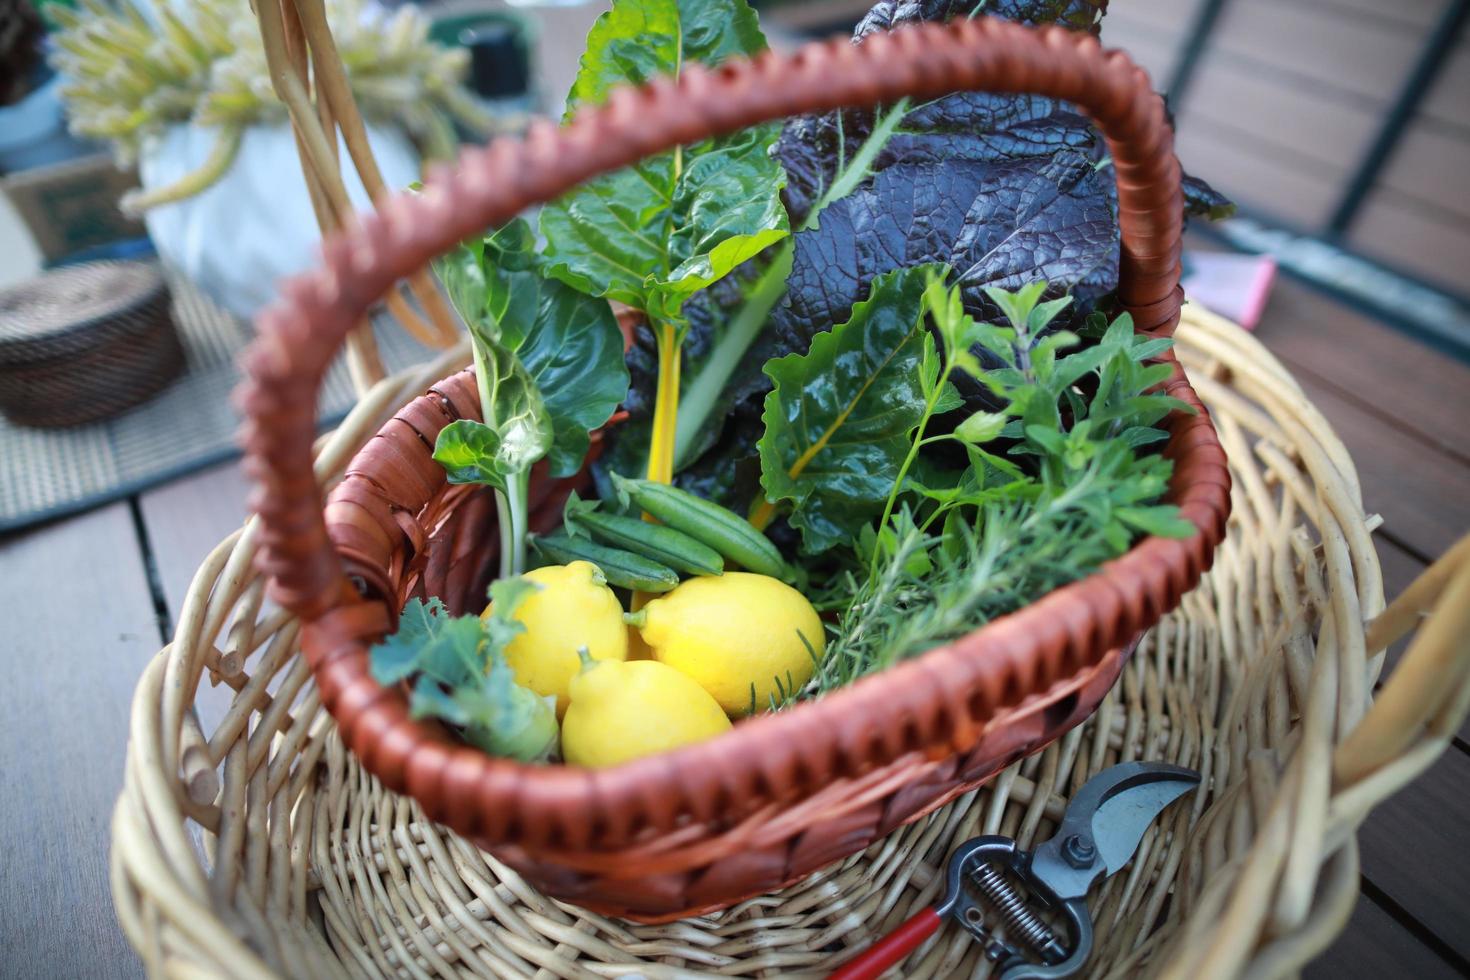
571 510 724 577
531 533 680 592
610 474 787 579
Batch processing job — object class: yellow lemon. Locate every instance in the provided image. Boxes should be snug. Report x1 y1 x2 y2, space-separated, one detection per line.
484 561 627 716
562 657 731 768
633 573 824 716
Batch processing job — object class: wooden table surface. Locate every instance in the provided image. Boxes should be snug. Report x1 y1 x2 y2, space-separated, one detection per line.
4 6 1469 979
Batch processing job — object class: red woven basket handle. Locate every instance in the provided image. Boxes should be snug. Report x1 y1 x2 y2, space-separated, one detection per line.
239 17 1224 852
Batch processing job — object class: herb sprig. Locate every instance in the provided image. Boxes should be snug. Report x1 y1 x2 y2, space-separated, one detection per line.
370 582 559 762
808 275 1196 695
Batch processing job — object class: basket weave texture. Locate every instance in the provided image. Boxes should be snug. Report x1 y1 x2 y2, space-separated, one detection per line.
111 304 1470 977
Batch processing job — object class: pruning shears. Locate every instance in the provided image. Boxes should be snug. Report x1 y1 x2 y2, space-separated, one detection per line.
831 761 1201 980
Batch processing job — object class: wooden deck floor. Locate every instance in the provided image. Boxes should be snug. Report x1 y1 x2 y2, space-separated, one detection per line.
3 3 1468 976
1 270 1466 977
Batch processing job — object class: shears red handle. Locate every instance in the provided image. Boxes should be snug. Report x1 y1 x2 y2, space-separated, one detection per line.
829 907 943 980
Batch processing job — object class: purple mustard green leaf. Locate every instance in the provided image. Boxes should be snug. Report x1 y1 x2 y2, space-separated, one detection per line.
1183 173 1237 221
853 0 1107 37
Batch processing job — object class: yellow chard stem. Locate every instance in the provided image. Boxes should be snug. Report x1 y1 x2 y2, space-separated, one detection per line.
748 497 777 532
645 320 682 485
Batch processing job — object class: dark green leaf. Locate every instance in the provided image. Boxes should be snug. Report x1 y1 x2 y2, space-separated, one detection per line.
565 0 767 115
440 219 629 479
758 267 934 554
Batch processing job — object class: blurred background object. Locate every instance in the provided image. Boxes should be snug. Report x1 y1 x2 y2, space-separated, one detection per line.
47 0 490 318
431 10 539 131
0 259 183 427
0 0 92 173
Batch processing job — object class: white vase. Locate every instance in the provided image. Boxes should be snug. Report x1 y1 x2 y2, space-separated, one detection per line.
138 122 420 319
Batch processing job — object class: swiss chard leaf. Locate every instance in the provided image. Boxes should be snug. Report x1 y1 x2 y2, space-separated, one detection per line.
564 0 766 111
437 219 629 478
539 0 789 328
434 330 553 487
433 420 510 489
758 266 936 555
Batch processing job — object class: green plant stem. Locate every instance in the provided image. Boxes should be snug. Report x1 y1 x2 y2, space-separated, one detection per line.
475 342 511 578
473 340 529 578
505 469 531 576
869 360 954 580
672 242 793 468
817 99 909 213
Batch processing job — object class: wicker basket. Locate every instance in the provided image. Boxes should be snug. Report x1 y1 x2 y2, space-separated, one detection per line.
111 302 1470 977
232 19 1231 922
0 260 184 427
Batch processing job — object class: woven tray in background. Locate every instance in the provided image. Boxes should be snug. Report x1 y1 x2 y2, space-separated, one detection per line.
110 303 1470 978
0 269 432 532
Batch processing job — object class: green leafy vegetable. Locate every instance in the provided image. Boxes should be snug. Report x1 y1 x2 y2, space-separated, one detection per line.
369 590 560 763
539 0 789 484
432 314 553 578
804 278 1197 694
616 0 1233 498
446 219 631 478
754 266 937 554
434 218 630 576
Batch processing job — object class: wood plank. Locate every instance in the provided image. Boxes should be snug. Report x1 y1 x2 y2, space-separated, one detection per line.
1173 119 1341 228
1346 190 1470 294
1376 119 1470 223
1283 0 1447 32
1421 46 1470 130
1102 0 1202 35
0 505 154 979
1178 56 1379 169
760 0 871 34
1356 744 1470 965
1250 276 1470 461
1375 534 1427 606
1282 365 1470 562
1210 0 1421 107
1100 17 1183 86
526 1 607 112
1306 889 1463 979
137 459 251 626
137 461 254 735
